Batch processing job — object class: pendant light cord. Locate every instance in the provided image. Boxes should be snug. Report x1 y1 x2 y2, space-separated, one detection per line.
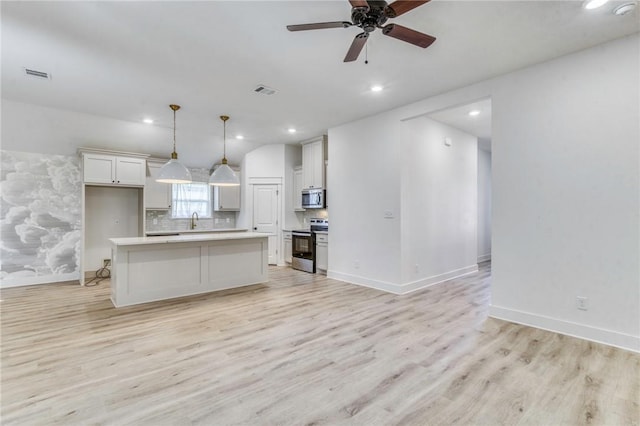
173 108 177 154
220 115 230 164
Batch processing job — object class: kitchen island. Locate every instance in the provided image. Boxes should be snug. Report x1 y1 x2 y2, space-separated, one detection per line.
109 232 268 307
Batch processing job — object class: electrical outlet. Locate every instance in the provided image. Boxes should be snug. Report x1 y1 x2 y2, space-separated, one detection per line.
354 260 360 269
226 218 230 223
152 218 158 225
103 259 111 268
414 264 419 274
576 296 588 311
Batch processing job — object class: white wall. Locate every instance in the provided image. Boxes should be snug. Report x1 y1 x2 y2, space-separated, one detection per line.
328 111 404 290
0 100 260 169
85 186 140 271
400 118 478 287
477 147 492 262
488 35 639 351
329 34 640 352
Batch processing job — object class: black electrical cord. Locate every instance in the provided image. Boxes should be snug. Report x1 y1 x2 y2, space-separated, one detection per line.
85 264 111 287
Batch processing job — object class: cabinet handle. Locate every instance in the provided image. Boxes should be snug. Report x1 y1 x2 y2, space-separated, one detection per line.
112 180 115 183
117 180 120 183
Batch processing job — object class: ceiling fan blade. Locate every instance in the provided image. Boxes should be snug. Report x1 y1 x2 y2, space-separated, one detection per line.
287 22 352 31
384 0 430 18
344 32 369 62
349 0 370 9
382 24 436 48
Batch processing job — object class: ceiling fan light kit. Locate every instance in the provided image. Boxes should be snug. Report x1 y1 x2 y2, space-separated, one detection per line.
287 0 435 63
613 2 636 15
209 115 240 187
156 104 193 184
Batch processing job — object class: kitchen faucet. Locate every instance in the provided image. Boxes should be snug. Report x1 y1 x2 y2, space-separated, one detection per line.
190 212 199 230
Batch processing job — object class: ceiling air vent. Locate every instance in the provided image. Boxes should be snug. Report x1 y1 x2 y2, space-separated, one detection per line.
24 68 51 80
254 84 276 95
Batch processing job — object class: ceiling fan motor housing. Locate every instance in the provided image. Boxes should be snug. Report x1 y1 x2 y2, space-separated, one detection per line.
351 1 389 32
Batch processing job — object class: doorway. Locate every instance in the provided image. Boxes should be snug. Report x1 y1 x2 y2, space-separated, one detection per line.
427 97 493 265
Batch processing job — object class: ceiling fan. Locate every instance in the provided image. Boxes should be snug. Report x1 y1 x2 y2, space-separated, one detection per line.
287 0 436 63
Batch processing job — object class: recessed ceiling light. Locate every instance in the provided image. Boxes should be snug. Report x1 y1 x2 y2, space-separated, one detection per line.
613 2 636 14
371 85 383 92
143 118 154 124
583 0 609 9
288 128 297 134
236 135 244 140
468 110 481 117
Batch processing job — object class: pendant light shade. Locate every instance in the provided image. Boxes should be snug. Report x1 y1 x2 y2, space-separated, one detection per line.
157 104 192 184
209 115 240 186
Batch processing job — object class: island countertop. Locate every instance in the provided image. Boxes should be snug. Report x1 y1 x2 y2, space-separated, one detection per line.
110 231 270 246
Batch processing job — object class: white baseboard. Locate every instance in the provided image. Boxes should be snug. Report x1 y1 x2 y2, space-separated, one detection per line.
477 253 491 262
1 272 80 289
490 305 640 353
328 264 479 295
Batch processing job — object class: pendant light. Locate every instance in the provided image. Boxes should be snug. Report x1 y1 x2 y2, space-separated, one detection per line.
209 115 240 186
156 104 192 184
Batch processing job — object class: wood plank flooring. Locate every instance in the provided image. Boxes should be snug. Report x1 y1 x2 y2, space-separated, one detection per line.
1 263 638 425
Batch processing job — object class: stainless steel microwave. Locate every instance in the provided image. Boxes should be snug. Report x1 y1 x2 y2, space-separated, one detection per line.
302 188 325 209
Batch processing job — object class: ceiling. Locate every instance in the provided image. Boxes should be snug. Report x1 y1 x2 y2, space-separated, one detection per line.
428 98 492 150
2 1 638 168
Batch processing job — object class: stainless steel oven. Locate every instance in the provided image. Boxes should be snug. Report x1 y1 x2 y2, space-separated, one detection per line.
292 230 314 273
291 219 328 274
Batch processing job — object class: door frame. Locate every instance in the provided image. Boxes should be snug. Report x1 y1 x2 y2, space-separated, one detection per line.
249 178 283 265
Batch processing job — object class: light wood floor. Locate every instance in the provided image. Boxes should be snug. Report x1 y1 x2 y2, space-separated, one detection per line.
1 263 638 425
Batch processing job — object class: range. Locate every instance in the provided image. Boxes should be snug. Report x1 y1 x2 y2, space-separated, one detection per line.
292 218 328 273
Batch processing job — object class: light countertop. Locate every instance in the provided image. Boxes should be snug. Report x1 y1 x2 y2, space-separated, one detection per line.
111 231 270 246
145 228 247 236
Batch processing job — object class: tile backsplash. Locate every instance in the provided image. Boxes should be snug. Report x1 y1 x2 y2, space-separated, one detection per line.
145 210 237 232
145 167 238 233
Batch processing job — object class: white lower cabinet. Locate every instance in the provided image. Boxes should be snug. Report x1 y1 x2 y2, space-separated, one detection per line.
315 233 328 273
283 231 292 264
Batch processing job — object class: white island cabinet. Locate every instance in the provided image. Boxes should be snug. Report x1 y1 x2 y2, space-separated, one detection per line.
110 232 268 307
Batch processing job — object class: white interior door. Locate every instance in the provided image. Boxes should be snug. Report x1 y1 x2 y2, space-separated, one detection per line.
253 184 279 265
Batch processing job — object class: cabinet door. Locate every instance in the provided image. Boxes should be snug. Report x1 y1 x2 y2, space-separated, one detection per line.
302 143 315 189
145 162 171 209
116 157 146 186
214 172 241 211
302 140 325 189
284 232 292 263
293 168 304 211
316 242 328 271
316 233 328 271
83 154 116 184
310 141 324 189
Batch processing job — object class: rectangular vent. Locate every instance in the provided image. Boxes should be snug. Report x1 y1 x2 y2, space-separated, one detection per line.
254 84 276 95
24 68 51 80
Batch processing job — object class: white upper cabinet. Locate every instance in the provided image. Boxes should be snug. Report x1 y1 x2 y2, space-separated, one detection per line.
293 166 304 211
81 150 147 186
214 172 241 211
145 161 171 209
302 136 327 190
